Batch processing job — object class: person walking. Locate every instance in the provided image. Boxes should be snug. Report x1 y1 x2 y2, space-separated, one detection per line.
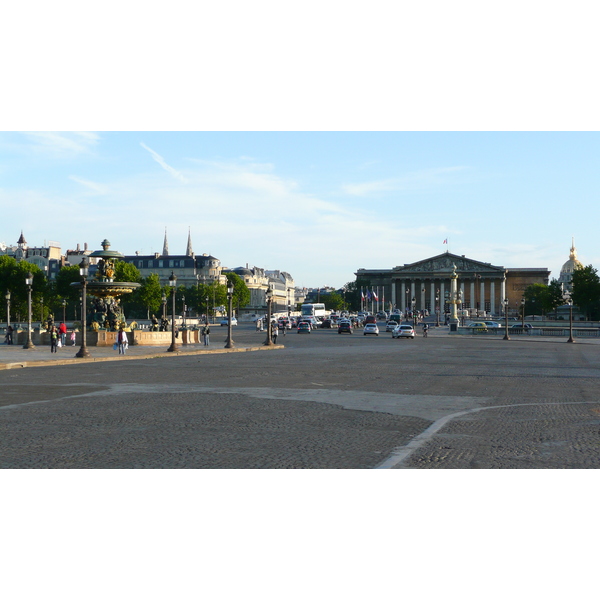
58 321 67 347
272 324 279 344
70 330 76 346
423 323 429 338
117 326 128 355
5 325 13 345
49 326 58 353
202 323 210 346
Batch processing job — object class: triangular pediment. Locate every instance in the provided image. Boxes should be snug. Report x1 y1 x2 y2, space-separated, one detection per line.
393 252 504 274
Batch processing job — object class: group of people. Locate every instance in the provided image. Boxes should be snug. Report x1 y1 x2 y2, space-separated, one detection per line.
48 322 75 352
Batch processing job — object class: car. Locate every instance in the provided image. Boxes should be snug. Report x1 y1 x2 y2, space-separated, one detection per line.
320 319 332 329
467 322 488 331
337 322 353 334
511 323 533 330
363 323 379 336
385 320 399 332
220 317 238 326
364 315 377 324
392 324 415 339
484 321 501 328
297 322 311 333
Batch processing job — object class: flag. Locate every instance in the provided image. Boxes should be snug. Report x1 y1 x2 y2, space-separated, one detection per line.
372 290 379 301
366 290 372 301
361 290 365 300
443 239 448 244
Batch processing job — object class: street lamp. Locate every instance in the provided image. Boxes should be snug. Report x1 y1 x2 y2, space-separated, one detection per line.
474 273 481 317
435 289 440 327
5 290 11 331
205 295 209 324
75 257 90 357
167 271 178 352
503 298 510 341
521 297 526 328
22 272 35 349
264 285 274 346
62 298 67 324
161 293 167 321
405 288 410 320
225 281 235 348
412 297 416 326
565 294 574 343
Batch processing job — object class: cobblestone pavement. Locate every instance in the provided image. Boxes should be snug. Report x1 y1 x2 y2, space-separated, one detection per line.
1 323 600 468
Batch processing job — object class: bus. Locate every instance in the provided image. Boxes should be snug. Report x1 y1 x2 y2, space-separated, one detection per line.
301 303 327 318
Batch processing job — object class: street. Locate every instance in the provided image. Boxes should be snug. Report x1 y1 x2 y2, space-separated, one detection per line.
1 321 600 468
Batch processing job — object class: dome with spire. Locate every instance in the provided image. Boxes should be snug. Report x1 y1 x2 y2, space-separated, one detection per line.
558 239 583 292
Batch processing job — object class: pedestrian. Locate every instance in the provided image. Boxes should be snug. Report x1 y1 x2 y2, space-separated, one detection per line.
58 321 67 347
272 324 279 344
202 323 210 346
423 323 429 338
256 318 261 332
50 326 58 353
117 326 128 355
5 325 13 345
70 330 76 346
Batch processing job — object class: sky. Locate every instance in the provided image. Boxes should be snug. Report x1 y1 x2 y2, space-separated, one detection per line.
0 131 598 288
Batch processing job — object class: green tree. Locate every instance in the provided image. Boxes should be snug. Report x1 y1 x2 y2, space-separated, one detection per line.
137 273 164 317
571 265 600 320
321 291 345 312
343 278 371 311
114 260 141 283
0 257 49 322
225 272 250 315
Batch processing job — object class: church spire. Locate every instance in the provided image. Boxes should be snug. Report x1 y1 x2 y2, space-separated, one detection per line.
162 227 169 256
570 237 578 261
186 227 194 257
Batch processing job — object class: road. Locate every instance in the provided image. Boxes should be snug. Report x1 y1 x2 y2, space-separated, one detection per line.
1 321 600 468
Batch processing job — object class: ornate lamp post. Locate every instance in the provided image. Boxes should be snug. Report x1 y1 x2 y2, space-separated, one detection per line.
62 298 67 324
5 290 10 331
23 272 35 349
405 288 410 321
503 298 510 341
205 295 209 324
264 285 274 346
521 297 526 328
225 281 235 348
75 257 91 357
435 289 440 327
167 271 178 352
161 293 167 321
412 297 417 326
566 293 574 343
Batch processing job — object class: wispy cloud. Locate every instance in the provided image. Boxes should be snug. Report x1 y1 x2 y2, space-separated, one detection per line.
24 132 100 155
68 175 108 195
140 142 188 183
342 166 469 196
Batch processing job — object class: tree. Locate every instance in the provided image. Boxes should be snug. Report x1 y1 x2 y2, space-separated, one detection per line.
137 273 164 318
571 265 600 320
0 257 49 322
225 272 250 315
114 260 141 283
343 278 371 311
321 291 345 312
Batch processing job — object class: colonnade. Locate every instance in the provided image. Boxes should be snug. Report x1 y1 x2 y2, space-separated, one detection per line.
391 276 507 315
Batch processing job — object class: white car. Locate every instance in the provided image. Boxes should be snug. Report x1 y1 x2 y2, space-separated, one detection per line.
392 324 415 339
385 320 399 332
363 323 379 336
484 321 501 328
220 317 238 326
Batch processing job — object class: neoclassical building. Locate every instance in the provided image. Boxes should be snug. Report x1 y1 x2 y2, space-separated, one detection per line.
557 240 583 293
356 251 550 316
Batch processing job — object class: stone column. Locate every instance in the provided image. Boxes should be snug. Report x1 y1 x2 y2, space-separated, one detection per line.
470 281 475 314
420 282 426 311
401 281 406 312
430 282 435 313
490 281 496 315
480 280 485 315
391 279 396 309
440 281 446 315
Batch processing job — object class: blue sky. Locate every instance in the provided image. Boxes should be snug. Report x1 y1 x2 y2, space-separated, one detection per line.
0 131 598 288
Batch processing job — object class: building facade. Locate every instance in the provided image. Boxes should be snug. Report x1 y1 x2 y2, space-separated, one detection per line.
356 251 550 316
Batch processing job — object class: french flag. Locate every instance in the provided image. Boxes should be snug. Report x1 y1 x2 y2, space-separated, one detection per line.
372 290 379 301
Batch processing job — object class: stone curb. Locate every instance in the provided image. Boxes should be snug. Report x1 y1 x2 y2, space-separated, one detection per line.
0 344 284 370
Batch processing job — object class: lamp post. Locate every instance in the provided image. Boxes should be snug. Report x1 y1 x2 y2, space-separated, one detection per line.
75 257 90 357
566 294 574 343
225 281 235 348
412 297 417 327
405 288 409 321
62 298 67 324
167 271 178 352
264 285 274 346
521 298 526 328
503 298 510 340
161 293 167 321
23 272 35 349
205 295 209 324
5 290 10 331
435 289 440 327
474 273 481 318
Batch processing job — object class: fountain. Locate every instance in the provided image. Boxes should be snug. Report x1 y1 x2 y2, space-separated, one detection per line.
72 239 141 346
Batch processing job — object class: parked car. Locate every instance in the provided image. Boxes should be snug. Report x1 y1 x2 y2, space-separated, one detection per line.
392 324 415 339
297 322 311 333
337 322 353 334
220 317 238 326
363 323 379 336
385 320 399 332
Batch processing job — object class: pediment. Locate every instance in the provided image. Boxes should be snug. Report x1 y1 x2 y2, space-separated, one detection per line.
394 253 504 274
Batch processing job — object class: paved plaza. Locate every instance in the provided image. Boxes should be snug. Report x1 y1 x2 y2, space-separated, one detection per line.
1 323 600 468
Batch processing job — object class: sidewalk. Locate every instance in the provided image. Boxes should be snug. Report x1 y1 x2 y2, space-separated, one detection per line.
0 341 283 370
